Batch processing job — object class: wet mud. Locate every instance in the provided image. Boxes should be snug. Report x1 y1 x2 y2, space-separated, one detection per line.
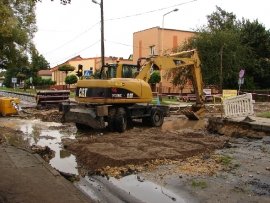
0 103 270 202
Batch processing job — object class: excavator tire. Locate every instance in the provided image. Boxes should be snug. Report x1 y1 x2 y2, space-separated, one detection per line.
108 108 116 132
149 108 164 127
114 108 127 133
75 123 92 131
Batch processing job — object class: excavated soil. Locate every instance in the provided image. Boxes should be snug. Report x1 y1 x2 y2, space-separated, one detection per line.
65 126 228 173
0 102 270 202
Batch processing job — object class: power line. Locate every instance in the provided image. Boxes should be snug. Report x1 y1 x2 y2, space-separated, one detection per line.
46 0 199 65
44 22 99 55
50 40 100 67
106 0 198 21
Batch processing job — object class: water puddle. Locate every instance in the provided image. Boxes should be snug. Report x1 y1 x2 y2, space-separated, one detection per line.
109 175 186 203
0 118 78 175
76 175 187 203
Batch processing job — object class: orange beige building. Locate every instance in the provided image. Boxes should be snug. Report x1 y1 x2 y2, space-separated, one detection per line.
133 26 196 93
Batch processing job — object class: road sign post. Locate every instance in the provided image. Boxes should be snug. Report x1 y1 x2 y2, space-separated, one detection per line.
238 69 245 95
11 77 17 89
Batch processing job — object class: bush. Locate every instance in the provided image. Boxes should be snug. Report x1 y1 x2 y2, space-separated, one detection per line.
148 71 161 84
65 74 78 85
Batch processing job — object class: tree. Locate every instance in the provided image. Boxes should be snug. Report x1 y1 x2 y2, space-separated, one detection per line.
30 46 50 74
0 0 37 70
240 20 270 89
181 6 270 90
58 64 75 88
148 71 161 84
1 0 37 87
178 7 268 90
167 67 191 95
148 71 161 91
65 74 78 88
58 64 75 76
207 6 238 31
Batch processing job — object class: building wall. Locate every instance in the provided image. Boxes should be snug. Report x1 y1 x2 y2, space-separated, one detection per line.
133 27 195 62
133 27 196 94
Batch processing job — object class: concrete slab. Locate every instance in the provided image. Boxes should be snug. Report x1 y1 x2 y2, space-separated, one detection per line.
0 145 91 203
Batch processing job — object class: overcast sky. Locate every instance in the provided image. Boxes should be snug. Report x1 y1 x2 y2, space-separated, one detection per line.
33 0 270 67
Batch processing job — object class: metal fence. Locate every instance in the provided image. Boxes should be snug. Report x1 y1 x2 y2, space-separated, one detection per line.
223 93 255 118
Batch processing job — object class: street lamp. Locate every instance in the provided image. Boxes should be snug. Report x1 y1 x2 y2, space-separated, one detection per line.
161 8 178 55
92 0 105 72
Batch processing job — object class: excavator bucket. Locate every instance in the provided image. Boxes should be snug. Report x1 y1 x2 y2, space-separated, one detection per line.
181 109 200 120
36 90 70 107
181 105 205 120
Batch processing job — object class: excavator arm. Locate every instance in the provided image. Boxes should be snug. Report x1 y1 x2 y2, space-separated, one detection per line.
136 50 204 106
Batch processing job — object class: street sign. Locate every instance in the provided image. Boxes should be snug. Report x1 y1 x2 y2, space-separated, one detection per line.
84 70 93 77
84 70 91 77
11 77 17 83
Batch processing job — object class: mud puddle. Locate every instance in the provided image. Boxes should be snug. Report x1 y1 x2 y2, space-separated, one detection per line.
76 175 191 203
0 118 79 175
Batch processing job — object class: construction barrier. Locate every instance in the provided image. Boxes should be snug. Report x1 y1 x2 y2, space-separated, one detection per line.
223 93 254 118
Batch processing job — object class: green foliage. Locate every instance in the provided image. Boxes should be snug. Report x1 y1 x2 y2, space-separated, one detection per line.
207 6 238 31
65 74 78 85
30 46 50 73
0 0 37 70
29 76 56 87
0 70 5 77
16 73 26 80
58 64 75 72
257 112 270 118
148 71 161 84
179 6 270 90
218 155 233 166
191 180 207 189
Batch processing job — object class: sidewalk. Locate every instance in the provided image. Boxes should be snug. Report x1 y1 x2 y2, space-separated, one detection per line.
0 145 91 203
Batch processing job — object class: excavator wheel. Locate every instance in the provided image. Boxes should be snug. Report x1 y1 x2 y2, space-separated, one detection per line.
75 123 92 131
149 108 164 127
114 108 127 133
108 108 117 132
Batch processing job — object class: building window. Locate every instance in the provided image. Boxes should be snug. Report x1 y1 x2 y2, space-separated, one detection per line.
149 45 156 56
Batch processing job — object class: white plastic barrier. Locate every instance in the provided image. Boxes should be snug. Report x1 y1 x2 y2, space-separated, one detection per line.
223 93 254 118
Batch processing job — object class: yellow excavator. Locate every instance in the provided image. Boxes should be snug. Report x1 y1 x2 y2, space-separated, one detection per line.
61 49 204 132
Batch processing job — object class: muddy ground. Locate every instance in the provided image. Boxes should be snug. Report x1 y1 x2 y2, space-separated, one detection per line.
0 102 270 202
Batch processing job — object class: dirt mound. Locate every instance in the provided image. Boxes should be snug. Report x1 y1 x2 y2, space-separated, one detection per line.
65 127 228 175
0 126 26 147
20 108 63 122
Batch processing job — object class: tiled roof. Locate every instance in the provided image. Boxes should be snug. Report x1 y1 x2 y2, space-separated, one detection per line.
38 69 52 76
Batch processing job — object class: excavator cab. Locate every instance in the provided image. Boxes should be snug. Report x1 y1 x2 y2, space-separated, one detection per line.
106 63 139 79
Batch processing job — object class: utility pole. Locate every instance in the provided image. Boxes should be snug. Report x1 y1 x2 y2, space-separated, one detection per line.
100 0 104 68
92 0 105 78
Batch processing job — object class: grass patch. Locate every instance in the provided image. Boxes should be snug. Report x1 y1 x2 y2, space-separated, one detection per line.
151 97 180 105
0 87 36 95
191 180 207 189
218 155 233 166
257 111 270 118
